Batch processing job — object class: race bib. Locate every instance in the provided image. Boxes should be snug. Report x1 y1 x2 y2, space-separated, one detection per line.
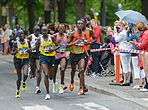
31 44 36 52
44 45 52 53
19 47 28 55
75 39 84 47
57 45 66 53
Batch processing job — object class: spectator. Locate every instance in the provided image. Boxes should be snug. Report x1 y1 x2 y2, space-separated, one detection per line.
129 22 148 91
127 25 145 89
3 24 11 54
90 19 101 77
0 27 4 53
115 21 132 86
37 17 43 30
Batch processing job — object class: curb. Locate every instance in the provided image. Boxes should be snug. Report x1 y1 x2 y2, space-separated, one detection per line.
63 75 148 109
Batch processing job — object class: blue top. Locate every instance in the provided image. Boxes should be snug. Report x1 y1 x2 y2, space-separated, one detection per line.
126 31 140 56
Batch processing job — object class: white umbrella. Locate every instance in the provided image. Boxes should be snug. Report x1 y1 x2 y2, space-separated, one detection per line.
115 10 148 24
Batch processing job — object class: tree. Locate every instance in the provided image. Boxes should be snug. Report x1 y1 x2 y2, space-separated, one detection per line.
73 0 86 20
141 0 148 19
44 0 53 24
26 0 35 33
100 0 106 26
57 0 66 23
0 0 10 25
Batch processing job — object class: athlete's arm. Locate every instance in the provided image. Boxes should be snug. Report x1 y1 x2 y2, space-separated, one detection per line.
35 38 41 51
49 46 60 53
51 34 56 44
52 34 59 46
66 32 80 47
27 35 32 42
11 42 18 55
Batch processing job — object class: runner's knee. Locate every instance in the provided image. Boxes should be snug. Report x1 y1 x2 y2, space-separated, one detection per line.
17 77 22 82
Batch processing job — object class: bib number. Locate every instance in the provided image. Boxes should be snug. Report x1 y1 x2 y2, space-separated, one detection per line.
19 47 28 55
44 45 52 53
57 45 66 53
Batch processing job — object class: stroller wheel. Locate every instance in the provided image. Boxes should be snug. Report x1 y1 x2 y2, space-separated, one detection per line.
110 71 115 76
101 70 107 77
85 70 91 76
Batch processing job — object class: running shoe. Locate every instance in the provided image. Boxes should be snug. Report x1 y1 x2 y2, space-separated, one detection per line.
133 85 140 90
140 88 148 92
52 83 57 93
35 87 41 94
16 92 20 98
59 85 64 94
45 94 51 100
78 89 85 95
69 83 74 91
22 83 26 91
63 84 67 90
83 86 88 93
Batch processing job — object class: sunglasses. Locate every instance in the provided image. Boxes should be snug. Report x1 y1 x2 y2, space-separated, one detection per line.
77 22 83 25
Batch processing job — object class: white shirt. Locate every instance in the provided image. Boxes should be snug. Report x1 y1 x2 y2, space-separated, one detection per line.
115 29 132 50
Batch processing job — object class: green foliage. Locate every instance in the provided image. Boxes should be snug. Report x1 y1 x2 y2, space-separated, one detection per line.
1 0 142 28
86 0 101 18
65 0 75 24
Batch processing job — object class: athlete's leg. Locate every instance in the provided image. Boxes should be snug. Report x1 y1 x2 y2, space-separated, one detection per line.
59 58 67 85
30 61 36 78
22 64 28 83
41 64 50 94
35 60 41 87
71 65 76 84
53 64 58 84
16 69 22 91
78 59 85 87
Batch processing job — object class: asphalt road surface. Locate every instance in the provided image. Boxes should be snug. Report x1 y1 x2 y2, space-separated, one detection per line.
0 59 147 110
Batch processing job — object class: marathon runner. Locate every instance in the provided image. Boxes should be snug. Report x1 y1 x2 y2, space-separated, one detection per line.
35 26 59 100
53 24 68 94
67 20 88 95
27 25 42 94
12 30 30 98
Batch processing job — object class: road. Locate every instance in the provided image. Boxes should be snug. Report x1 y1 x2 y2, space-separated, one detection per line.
0 59 147 110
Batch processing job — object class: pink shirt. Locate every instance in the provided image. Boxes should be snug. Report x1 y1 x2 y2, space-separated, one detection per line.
93 26 101 44
55 33 67 59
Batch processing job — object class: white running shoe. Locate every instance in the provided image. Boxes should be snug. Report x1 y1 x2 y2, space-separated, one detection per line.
133 85 140 90
35 87 41 94
140 88 148 92
45 94 50 100
59 85 64 94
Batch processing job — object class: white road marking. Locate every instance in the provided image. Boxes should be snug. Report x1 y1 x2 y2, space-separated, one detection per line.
22 105 53 110
141 98 148 101
71 102 110 110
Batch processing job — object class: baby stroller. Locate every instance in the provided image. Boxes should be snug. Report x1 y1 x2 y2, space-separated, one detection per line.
86 43 115 77
99 49 115 77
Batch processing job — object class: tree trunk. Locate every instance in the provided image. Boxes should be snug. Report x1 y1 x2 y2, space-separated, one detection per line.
100 0 106 26
1 16 7 25
44 0 53 24
141 0 148 19
26 0 35 33
9 5 15 28
44 11 51 24
57 0 66 23
73 0 86 20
